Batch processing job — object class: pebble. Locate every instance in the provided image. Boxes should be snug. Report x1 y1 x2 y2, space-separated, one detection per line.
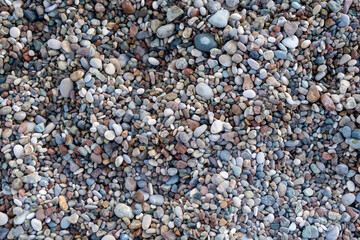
342 193 355 205
302 226 319 239
194 33 218 52
211 120 224 134
0 213 8 226
47 39 62 50
243 89 256 99
142 214 152 230
13 145 24 159
102 235 116 240
114 204 134 219
282 36 299 49
208 10 229 28
196 83 213 99
156 24 175 38
10 27 20 38
31 219 42 231
59 78 74 98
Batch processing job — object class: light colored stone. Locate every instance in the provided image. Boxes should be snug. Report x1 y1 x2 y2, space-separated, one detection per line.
31 218 42 231
59 78 73 98
14 145 24 159
243 89 256 99
105 63 116 75
47 39 62 50
282 36 299 49
208 9 229 28
196 83 213 99
211 120 224 134
0 212 8 226
114 203 134 219
10 27 21 38
104 130 115 141
142 214 152 230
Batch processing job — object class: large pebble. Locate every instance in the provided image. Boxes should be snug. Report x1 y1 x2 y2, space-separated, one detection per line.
114 203 134 219
47 39 62 49
196 83 213 99
208 9 229 28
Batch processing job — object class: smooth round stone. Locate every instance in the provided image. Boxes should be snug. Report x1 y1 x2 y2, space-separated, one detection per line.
347 181 355 192
102 235 116 240
59 78 74 98
196 83 213 99
60 217 70 229
243 89 256 99
13 145 24 159
104 131 116 141
326 225 340 240
194 33 218 52
142 214 152 230
220 150 231 161
263 50 274 60
302 226 319 239
156 24 175 38
0 212 8 226
341 126 352 138
47 39 62 49
301 40 311 48
10 27 21 38
14 111 26 121
342 193 355 205
219 55 232 67
349 139 360 149
282 36 299 48
148 57 160 66
207 1 221 13
90 58 102 69
335 164 349 175
105 63 115 75
31 219 42 231
247 59 259 70
339 54 351 65
114 203 134 219
208 9 229 28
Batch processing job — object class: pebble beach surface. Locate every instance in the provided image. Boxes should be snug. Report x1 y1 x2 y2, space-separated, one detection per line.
0 0 360 239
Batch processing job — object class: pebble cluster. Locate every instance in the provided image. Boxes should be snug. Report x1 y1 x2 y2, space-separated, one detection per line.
0 0 360 239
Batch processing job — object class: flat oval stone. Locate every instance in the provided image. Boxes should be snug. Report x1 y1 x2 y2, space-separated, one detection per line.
47 39 62 50
156 24 175 38
59 78 73 98
196 83 214 99
194 33 218 52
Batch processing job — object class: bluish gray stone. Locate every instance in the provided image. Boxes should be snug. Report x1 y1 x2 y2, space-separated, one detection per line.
338 14 350 27
335 164 349 175
326 225 340 240
194 33 218 52
328 1 341 13
208 10 229 28
349 139 360 149
149 195 164 205
261 195 275 206
220 150 231 161
302 226 319 239
340 126 352 138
